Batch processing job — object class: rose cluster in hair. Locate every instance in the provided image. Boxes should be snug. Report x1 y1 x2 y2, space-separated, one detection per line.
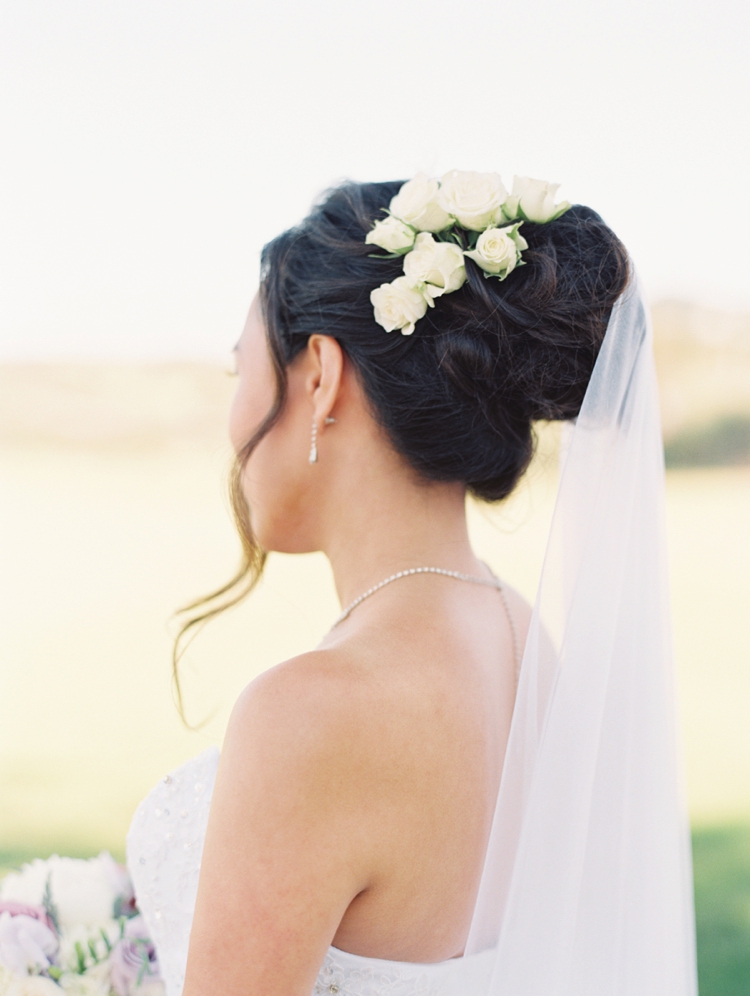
260 180 630 503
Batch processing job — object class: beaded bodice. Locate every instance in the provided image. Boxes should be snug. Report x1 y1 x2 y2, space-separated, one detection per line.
126 749 495 996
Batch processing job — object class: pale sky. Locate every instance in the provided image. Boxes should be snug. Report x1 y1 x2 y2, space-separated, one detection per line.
1 0 748 360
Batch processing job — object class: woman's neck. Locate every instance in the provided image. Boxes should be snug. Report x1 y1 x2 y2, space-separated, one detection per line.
319 472 485 612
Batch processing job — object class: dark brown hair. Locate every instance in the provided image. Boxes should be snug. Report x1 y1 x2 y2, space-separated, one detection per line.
173 180 630 713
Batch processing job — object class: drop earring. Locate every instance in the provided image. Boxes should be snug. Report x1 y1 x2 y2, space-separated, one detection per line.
308 420 318 464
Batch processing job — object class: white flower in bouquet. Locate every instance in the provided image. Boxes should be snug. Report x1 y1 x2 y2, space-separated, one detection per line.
402 233 467 304
502 175 571 223
370 277 429 335
0 912 58 976
1 968 61 996
57 921 120 975
365 215 416 254
58 962 111 996
464 223 528 279
0 865 50 911
0 855 130 930
389 174 451 233
437 170 508 231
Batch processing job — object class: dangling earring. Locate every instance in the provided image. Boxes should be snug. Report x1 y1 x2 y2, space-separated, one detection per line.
309 417 336 464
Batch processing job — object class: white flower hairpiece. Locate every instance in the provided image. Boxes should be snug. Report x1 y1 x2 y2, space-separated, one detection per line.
365 170 571 334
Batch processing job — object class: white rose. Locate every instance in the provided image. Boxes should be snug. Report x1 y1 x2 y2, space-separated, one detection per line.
1 855 127 931
437 170 508 231
4 974 61 996
370 277 429 336
402 233 467 304
364 215 416 254
389 174 451 233
464 223 528 279
51 853 124 928
503 176 571 223
58 922 119 975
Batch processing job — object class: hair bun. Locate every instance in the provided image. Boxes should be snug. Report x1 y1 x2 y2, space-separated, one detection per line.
261 184 630 502
435 205 630 426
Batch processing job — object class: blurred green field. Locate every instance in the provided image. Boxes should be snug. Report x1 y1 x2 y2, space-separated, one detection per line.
693 825 750 996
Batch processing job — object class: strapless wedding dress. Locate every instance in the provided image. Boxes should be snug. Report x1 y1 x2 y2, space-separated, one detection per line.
127 748 495 996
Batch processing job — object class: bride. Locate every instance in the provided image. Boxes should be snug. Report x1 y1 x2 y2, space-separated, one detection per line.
127 172 698 995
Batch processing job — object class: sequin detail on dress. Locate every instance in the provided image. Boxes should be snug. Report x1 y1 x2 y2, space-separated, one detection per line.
126 751 494 996
127 748 219 996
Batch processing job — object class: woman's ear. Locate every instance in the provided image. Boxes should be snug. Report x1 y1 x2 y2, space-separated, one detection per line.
305 335 344 423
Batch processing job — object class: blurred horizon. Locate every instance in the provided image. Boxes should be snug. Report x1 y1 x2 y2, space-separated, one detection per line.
2 293 750 364
3 297 749 453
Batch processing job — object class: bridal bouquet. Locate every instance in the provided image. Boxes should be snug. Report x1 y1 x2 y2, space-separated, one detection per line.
0 854 163 996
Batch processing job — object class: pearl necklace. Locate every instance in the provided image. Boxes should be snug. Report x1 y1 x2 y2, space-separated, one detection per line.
332 566 520 672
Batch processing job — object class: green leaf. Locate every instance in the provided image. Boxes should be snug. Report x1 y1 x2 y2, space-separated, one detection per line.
75 941 87 974
444 228 467 249
42 874 60 934
137 949 153 987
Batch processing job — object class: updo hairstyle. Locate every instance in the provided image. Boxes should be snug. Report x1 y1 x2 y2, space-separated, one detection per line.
261 181 630 502
173 180 630 713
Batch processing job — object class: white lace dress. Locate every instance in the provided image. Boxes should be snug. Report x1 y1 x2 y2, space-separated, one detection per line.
127 749 495 996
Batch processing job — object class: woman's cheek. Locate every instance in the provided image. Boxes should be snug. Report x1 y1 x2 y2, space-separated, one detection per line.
229 376 274 455
242 426 306 550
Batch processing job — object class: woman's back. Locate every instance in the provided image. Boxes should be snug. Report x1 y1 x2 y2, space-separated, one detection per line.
184 571 530 994
317 575 530 962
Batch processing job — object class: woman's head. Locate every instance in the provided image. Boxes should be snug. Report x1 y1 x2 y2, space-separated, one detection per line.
175 177 630 696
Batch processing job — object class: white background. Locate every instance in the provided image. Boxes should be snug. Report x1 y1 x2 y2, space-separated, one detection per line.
1 0 748 360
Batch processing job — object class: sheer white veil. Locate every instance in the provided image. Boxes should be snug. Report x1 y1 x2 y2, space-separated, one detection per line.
467 274 698 994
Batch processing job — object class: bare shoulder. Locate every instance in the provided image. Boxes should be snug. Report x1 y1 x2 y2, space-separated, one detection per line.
186 653 381 994
230 646 375 731
221 647 384 793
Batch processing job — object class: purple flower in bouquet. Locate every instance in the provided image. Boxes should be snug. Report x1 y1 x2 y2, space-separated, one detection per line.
0 902 56 934
0 853 132 930
0 905 59 976
109 915 162 996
